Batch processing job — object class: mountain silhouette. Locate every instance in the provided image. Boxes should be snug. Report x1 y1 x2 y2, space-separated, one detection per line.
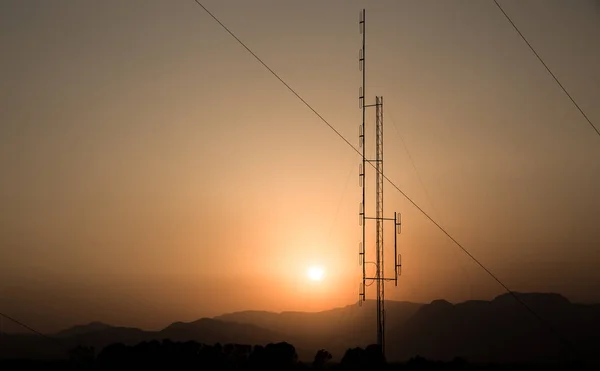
387 293 600 364
214 300 422 360
1 292 599 365
55 321 112 338
158 318 285 345
0 318 281 361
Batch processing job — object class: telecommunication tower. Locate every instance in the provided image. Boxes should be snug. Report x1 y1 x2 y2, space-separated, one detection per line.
357 9 402 356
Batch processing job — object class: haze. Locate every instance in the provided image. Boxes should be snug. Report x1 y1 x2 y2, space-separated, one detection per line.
1 0 599 334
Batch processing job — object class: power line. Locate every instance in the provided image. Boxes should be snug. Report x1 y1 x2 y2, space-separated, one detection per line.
385 109 440 223
189 0 504 298
385 109 474 298
493 0 600 140
191 0 357 154
0 312 66 350
191 0 580 359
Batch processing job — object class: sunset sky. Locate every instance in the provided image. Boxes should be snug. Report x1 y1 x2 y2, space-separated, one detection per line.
1 0 599 334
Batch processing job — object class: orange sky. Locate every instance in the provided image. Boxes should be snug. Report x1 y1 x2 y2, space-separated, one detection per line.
1 0 600 333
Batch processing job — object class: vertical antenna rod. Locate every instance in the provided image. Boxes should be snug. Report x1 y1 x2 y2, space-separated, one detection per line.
358 8 366 303
356 8 402 358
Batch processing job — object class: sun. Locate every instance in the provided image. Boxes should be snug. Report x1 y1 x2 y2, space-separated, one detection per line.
306 266 325 281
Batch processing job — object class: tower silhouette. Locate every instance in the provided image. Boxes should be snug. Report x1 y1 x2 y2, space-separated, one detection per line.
357 9 402 356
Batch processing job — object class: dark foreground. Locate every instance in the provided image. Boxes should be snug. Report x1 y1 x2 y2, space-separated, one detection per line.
0 340 593 370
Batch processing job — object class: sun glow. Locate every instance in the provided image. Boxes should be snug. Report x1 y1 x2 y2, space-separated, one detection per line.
306 266 325 281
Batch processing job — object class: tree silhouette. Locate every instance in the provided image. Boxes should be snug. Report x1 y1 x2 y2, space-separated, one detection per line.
312 348 332 369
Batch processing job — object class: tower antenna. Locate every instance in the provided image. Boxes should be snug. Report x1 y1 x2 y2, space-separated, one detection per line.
357 8 402 357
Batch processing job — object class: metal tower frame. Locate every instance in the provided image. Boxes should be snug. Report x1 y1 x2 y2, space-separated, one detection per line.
357 9 402 356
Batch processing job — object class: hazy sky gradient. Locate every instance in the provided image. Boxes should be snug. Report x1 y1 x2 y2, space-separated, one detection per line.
1 0 599 333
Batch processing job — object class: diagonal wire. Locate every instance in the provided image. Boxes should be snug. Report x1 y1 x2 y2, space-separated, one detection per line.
190 0 509 305
385 108 474 298
0 312 67 350
493 0 600 140
191 0 580 359
191 0 357 154
386 109 439 221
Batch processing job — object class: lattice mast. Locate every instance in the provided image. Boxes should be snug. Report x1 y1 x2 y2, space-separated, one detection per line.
357 9 402 356
375 96 385 350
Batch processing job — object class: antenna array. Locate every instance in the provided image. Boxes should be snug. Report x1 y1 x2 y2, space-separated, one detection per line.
357 8 402 356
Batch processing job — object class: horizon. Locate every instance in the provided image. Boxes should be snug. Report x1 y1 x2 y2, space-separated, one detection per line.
1 0 600 337
2 291 591 335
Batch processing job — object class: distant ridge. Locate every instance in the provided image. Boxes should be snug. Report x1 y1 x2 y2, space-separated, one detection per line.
159 317 285 345
55 321 113 338
2 293 599 364
387 293 598 363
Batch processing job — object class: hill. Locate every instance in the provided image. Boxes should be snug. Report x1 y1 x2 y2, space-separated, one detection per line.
159 318 285 345
1 293 599 364
214 300 423 359
387 293 600 363
0 318 281 361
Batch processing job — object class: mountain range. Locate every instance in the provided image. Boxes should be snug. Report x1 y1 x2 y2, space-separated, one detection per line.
1 292 599 364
